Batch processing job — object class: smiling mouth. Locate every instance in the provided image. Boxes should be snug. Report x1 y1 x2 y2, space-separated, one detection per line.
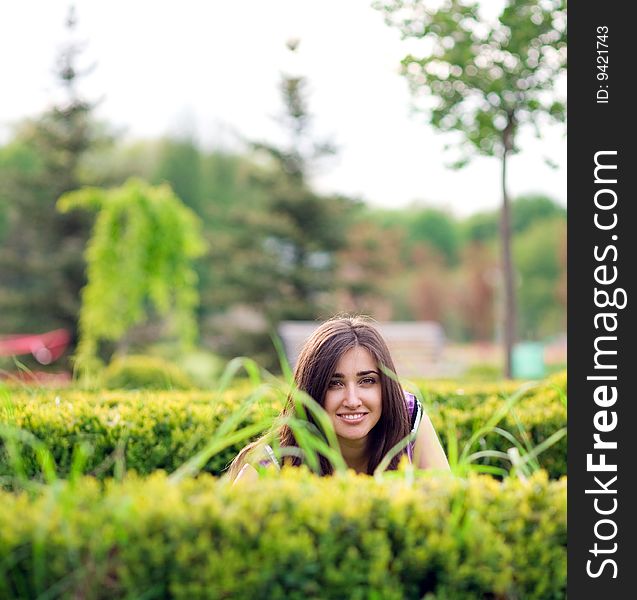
336 413 368 423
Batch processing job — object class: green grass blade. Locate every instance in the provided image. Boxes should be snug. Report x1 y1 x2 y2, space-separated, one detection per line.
270 330 293 384
458 381 539 464
373 431 416 480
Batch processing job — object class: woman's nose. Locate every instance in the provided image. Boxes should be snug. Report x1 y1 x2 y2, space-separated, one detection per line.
343 385 362 407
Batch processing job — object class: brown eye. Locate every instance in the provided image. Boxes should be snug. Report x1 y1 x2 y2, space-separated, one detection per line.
328 380 343 388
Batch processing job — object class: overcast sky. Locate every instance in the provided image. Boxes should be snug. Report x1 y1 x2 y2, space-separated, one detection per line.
1 0 566 216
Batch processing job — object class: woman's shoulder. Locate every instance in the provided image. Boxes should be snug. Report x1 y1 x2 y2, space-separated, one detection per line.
233 463 258 484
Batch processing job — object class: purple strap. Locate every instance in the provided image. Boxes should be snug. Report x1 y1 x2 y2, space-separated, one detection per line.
404 391 417 462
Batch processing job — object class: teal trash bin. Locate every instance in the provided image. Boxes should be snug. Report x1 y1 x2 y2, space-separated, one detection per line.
512 342 545 379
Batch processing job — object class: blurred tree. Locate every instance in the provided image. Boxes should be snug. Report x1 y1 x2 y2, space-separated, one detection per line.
462 194 565 243
456 241 497 341
375 0 566 376
0 141 42 245
365 205 459 266
407 207 459 265
462 210 500 244
211 42 352 326
334 208 404 319
0 7 108 352
57 178 206 373
199 151 264 220
70 130 292 367
511 193 566 233
409 245 449 321
191 152 270 327
246 44 352 320
514 216 566 339
153 135 204 214
81 138 162 187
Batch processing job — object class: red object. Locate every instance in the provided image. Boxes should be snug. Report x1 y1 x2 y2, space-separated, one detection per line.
1 370 72 385
0 329 71 364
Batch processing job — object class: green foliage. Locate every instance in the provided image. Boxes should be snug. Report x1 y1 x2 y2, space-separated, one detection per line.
0 11 105 342
432 388 566 479
0 373 566 482
408 207 460 264
0 142 42 244
0 469 566 599
462 210 500 244
153 135 203 213
514 217 566 338
375 0 567 376
145 346 227 388
462 195 566 244
242 52 353 322
58 178 206 371
461 362 504 381
0 386 269 482
102 355 194 390
512 194 566 234
375 0 567 161
0 139 42 175
457 199 566 342
368 205 460 265
80 138 163 186
75 128 567 350
416 370 566 410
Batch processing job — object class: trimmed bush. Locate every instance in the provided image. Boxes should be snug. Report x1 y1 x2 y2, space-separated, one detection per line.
412 372 567 478
0 374 566 481
428 388 566 478
102 355 194 390
414 370 567 410
0 386 277 482
0 469 566 599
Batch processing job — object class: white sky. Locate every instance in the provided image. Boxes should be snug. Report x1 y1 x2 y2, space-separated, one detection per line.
0 0 566 217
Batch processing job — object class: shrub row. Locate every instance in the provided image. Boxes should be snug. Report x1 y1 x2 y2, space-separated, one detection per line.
414 370 567 410
0 374 566 481
428 372 566 478
102 354 195 390
429 387 566 478
0 386 276 481
0 469 566 599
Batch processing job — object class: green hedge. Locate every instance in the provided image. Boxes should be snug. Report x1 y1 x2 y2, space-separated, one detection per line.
0 374 566 481
0 469 566 599
414 370 567 410
102 354 195 390
417 372 567 478
429 387 566 478
0 386 274 482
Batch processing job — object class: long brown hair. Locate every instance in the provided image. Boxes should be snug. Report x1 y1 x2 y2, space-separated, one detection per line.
228 316 411 478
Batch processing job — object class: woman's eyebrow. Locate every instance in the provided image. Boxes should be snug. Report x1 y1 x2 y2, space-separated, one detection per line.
331 370 380 378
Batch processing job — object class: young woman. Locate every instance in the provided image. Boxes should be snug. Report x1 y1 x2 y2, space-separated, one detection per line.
229 316 450 482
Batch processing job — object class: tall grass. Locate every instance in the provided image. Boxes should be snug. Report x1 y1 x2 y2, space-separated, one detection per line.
1 346 566 490
0 356 567 599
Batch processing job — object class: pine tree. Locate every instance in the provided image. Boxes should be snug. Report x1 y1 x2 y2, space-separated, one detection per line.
246 40 351 320
0 7 106 359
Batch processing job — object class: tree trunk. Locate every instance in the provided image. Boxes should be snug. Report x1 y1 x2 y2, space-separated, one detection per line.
500 126 516 379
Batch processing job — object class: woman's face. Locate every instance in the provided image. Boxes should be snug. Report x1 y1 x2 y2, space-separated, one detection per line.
324 345 382 444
